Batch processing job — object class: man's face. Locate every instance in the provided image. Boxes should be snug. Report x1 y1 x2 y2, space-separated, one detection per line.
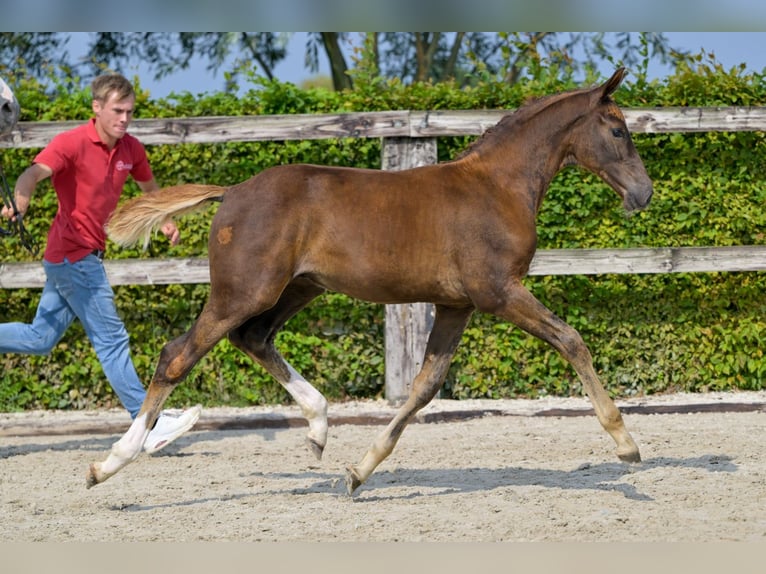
92 92 135 141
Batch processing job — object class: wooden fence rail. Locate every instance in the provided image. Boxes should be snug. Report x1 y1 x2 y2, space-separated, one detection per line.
3 245 766 290
3 107 766 150
2 107 765 401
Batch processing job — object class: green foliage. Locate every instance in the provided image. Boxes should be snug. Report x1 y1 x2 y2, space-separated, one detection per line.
2 58 766 413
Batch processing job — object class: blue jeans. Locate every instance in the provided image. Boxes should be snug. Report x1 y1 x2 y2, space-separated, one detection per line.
0 254 146 418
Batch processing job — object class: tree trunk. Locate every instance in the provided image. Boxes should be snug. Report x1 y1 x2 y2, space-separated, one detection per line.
413 33 441 82
320 32 352 91
444 32 465 80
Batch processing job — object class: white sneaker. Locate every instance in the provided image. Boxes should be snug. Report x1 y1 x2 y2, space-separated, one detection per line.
144 405 202 454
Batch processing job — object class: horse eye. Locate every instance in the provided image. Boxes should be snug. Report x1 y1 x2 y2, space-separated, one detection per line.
612 128 625 138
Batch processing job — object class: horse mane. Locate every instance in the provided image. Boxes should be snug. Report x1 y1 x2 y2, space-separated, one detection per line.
452 86 593 161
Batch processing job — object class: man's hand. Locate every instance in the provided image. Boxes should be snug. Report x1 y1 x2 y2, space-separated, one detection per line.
160 221 180 246
1 194 27 221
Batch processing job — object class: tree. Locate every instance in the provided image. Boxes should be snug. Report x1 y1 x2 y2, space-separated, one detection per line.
353 32 677 87
318 33 353 91
309 32 680 90
1 32 290 92
85 32 290 90
1 32 683 94
0 32 71 74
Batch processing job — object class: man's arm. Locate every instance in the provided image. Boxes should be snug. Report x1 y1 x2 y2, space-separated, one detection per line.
136 177 160 194
2 163 52 220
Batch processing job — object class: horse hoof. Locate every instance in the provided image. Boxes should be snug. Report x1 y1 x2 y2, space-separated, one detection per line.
306 437 325 460
617 447 641 464
85 463 102 489
345 466 362 496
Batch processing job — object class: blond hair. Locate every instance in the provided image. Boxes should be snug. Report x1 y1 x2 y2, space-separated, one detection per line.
91 73 135 103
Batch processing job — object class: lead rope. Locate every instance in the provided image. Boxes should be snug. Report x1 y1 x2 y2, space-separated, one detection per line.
0 161 38 256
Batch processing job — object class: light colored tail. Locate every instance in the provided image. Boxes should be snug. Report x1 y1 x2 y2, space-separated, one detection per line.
107 184 227 248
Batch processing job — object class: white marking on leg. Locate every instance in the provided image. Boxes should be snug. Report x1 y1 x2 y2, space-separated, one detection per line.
285 363 328 446
97 413 150 477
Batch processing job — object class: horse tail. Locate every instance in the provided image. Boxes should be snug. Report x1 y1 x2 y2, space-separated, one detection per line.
107 183 227 249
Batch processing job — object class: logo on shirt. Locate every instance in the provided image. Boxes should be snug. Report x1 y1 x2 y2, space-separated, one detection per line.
115 160 133 171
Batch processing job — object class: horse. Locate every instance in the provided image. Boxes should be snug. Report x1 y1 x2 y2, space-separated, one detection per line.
86 68 653 495
0 76 20 135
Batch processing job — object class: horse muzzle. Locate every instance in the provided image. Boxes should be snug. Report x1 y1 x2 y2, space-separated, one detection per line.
623 183 653 213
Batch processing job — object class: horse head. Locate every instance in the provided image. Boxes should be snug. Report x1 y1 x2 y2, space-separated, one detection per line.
570 67 653 213
0 77 21 136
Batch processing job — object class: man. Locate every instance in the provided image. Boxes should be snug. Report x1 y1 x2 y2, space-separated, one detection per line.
0 73 200 453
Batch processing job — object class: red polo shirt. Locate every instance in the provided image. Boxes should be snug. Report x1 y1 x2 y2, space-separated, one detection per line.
34 118 153 263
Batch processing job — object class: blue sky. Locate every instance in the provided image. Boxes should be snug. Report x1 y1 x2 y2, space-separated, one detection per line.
658 32 766 75
67 32 766 99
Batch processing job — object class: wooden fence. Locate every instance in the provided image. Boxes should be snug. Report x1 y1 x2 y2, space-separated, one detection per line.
2 107 766 402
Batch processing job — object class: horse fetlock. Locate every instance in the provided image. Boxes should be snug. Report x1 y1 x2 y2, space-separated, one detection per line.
304 403 328 459
110 437 143 465
303 395 328 426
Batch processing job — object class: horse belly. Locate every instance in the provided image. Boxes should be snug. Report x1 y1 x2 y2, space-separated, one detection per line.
303 249 468 306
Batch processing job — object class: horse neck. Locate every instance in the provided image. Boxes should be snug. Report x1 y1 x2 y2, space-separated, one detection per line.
463 92 588 211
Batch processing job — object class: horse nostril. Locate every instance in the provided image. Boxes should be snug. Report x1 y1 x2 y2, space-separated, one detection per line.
643 186 654 206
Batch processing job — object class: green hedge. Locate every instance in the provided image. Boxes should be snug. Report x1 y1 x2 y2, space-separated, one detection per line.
1 60 765 411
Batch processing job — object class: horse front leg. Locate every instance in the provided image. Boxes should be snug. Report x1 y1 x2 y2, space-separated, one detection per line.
490 281 641 464
346 305 472 495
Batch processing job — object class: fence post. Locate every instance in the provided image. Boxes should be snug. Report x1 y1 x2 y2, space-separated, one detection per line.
381 137 437 404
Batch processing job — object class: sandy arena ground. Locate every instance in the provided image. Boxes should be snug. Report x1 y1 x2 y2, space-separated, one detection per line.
1 392 765 542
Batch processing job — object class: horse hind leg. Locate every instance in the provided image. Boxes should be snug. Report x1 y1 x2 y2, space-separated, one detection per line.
230 326 329 459
489 282 641 464
228 279 329 459
86 299 243 488
345 304 473 495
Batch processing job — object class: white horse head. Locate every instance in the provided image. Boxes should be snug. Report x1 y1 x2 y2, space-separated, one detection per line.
0 76 21 135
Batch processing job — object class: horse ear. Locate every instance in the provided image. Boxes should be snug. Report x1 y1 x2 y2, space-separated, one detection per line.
600 67 627 100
